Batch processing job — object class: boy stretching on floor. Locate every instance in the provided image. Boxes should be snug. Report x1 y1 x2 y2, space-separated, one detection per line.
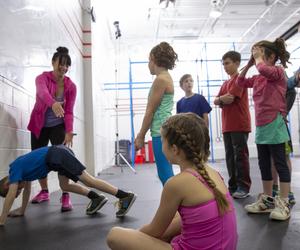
0 145 136 226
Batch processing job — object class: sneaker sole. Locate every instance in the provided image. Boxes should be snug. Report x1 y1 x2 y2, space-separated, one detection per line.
31 199 50 204
116 194 137 218
233 193 250 199
61 207 73 213
245 208 273 214
86 198 108 215
269 213 291 221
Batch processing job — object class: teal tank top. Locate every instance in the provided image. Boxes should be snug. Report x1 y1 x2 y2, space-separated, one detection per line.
149 89 174 137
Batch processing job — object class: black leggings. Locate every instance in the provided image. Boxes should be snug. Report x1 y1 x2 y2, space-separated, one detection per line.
256 143 290 183
31 123 65 150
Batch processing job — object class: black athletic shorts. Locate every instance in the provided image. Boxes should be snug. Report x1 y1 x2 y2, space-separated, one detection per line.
45 145 86 182
31 123 65 150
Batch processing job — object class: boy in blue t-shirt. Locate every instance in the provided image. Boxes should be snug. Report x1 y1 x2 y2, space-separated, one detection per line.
176 74 212 126
0 145 136 226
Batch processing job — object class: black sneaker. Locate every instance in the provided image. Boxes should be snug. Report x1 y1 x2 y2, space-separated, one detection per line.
115 192 137 218
86 194 108 215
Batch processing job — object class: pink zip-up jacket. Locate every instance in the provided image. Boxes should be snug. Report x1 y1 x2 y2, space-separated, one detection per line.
28 71 77 138
236 62 286 127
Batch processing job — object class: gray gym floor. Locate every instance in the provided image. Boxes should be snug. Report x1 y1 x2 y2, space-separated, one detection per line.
0 158 300 250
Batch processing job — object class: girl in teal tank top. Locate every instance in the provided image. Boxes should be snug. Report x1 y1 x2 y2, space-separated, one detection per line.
150 90 174 137
134 42 178 185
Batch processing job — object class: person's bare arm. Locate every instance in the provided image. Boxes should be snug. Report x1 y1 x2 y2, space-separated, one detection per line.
214 93 234 107
9 182 31 217
0 183 18 225
139 178 180 238
203 113 209 127
135 77 169 150
220 93 235 105
239 56 255 78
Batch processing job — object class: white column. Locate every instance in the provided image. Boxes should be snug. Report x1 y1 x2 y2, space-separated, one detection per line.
82 0 96 175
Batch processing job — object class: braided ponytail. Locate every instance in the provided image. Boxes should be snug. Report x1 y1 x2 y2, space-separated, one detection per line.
162 114 230 216
192 154 229 215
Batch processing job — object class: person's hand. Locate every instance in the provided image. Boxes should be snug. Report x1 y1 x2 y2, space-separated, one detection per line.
134 133 145 151
252 46 264 60
0 215 6 226
8 207 24 217
52 102 64 118
221 93 235 104
63 132 74 147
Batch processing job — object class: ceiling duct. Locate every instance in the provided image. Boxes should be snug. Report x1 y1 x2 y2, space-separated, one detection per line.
280 20 300 41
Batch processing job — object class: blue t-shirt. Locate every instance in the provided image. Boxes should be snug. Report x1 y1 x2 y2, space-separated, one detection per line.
176 93 212 117
287 67 300 89
9 147 50 183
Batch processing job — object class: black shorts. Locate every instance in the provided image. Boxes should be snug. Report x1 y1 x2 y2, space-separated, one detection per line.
31 123 65 150
45 145 86 182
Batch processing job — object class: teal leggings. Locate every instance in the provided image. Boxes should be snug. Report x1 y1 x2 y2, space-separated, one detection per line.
152 136 174 185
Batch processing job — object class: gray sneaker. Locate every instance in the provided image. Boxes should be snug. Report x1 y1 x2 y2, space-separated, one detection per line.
86 194 108 215
232 188 250 199
115 192 137 218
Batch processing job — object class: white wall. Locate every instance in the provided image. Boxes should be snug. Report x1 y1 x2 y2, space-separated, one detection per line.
0 0 115 209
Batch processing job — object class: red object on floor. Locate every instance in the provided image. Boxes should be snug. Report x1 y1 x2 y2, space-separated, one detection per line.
148 140 155 163
135 149 145 164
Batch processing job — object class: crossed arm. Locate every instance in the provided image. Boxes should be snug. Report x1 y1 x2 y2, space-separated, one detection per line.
214 93 235 107
0 182 31 226
139 179 181 239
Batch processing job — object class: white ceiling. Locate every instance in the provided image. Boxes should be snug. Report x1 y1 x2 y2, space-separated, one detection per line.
103 0 300 56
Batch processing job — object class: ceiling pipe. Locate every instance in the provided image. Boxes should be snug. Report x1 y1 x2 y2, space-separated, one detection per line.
237 0 291 52
276 18 300 41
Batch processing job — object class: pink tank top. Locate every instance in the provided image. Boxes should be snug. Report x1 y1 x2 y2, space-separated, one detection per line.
171 169 238 250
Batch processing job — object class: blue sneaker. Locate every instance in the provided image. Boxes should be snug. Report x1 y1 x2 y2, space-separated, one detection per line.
288 192 296 205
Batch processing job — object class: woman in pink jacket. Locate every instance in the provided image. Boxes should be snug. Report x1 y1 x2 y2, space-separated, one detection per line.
27 47 77 212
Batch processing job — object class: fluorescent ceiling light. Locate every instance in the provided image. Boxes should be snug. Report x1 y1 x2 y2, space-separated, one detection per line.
209 8 222 18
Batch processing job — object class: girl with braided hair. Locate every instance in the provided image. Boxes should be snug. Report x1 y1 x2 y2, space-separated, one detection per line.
237 38 292 220
107 113 237 250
